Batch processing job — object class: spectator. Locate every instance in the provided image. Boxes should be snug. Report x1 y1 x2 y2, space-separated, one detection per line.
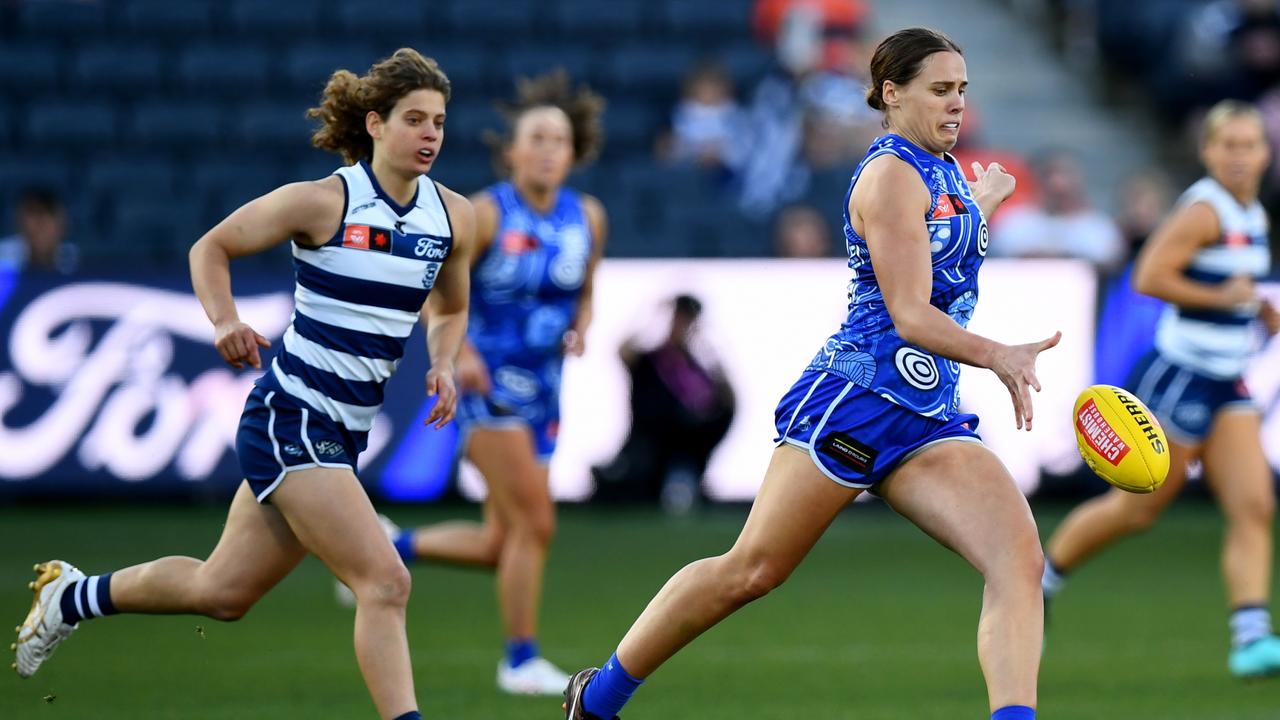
773 203 834 257
1115 169 1174 262
1178 0 1280 101
592 295 736 513
0 187 78 274
664 62 749 173
990 150 1125 274
798 26 881 170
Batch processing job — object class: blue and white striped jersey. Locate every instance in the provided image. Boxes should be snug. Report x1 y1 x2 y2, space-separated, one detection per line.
1155 176 1270 378
257 160 454 433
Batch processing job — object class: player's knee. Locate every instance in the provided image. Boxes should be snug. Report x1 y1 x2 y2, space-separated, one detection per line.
354 562 412 608
1124 502 1166 533
731 557 790 604
1230 491 1275 528
509 507 556 548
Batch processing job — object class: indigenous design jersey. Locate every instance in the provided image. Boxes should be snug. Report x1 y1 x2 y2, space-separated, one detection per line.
1155 176 1270 379
807 134 988 419
257 160 453 433
469 181 593 410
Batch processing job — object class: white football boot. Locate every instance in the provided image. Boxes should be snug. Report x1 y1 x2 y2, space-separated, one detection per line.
334 514 402 608
13 560 84 678
498 655 573 696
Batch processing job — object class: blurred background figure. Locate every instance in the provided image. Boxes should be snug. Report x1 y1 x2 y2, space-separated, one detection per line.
990 149 1125 275
593 294 735 514
662 62 749 175
0 187 78 274
772 203 834 257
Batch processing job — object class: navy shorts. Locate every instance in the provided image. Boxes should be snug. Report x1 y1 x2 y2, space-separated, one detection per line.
236 386 363 502
455 392 559 463
1126 350 1255 443
774 371 983 488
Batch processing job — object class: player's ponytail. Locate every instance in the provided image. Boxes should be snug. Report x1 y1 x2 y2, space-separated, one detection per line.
866 27 963 117
308 48 452 165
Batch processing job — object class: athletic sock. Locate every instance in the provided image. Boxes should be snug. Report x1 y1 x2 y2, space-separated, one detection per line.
58 573 118 626
992 705 1035 720
505 637 539 669
582 652 644 719
392 529 416 564
392 712 421 720
1041 558 1067 599
1230 605 1273 649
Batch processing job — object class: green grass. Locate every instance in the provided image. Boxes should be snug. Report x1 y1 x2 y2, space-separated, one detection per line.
0 500 1276 718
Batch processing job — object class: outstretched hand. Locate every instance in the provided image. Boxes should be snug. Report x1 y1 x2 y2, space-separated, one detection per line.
988 331 1061 431
423 366 458 429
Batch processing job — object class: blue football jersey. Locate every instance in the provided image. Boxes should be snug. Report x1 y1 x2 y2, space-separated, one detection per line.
807 134 988 419
469 181 593 409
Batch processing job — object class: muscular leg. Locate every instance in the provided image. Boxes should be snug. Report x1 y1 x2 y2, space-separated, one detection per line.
109 481 307 620
410 495 505 568
615 445 860 677
879 441 1042 712
1045 441 1197 573
1202 411 1275 608
271 467 417 720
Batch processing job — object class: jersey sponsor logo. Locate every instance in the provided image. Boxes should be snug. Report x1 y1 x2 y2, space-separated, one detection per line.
414 236 449 260
930 193 969 219
821 431 878 474
1075 398 1131 465
342 224 393 252
501 230 537 254
894 347 940 390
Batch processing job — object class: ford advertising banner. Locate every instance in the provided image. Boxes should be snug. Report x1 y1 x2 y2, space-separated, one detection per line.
0 263 1276 501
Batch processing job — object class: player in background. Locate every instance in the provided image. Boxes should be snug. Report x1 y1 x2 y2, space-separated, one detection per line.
1042 100 1280 679
13 49 475 720
382 71 607 696
564 27 1056 720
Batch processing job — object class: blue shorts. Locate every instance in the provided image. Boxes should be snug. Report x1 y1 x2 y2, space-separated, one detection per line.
773 371 982 488
1127 350 1255 443
455 392 559 463
236 386 363 502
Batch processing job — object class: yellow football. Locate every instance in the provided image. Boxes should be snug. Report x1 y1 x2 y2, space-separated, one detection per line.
1073 384 1170 494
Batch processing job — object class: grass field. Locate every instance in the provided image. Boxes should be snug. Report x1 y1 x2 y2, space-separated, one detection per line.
1 499 1276 719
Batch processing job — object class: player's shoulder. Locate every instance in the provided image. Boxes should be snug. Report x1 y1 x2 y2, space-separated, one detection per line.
267 175 345 215
854 154 930 206
577 192 607 222
432 181 477 236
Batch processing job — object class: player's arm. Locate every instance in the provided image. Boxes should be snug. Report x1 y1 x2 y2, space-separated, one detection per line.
189 177 343 369
421 186 476 428
444 190 501 396
565 194 608 356
857 156 1059 430
1133 201 1256 309
967 161 1016 219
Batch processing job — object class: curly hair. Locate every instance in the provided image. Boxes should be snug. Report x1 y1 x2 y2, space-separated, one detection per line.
308 48 451 165
485 70 606 174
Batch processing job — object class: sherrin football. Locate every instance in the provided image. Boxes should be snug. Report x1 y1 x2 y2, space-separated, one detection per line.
1073 385 1170 494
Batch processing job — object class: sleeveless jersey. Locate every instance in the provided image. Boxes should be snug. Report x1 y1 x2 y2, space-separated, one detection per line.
257 160 454 432
1154 176 1270 379
469 181 593 409
807 134 989 419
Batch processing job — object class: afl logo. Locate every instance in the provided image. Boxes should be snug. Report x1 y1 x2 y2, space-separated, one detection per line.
977 224 989 257
895 347 939 390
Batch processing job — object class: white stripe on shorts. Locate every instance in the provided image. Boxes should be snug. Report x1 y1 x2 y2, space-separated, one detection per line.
782 373 827 440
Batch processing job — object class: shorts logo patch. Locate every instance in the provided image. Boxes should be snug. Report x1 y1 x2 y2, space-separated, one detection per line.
821 432 878 474
313 440 344 457
282 444 305 457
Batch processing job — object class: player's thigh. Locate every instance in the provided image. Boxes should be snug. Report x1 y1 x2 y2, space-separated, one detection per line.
200 481 307 595
727 444 862 578
466 426 552 529
268 467 405 588
878 440 1038 574
1202 410 1275 520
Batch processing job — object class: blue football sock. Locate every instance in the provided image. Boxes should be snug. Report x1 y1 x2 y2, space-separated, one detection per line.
583 652 644 719
992 705 1035 720
58 573 118 626
392 530 416 563
391 712 421 720
506 637 538 668
1230 605 1272 649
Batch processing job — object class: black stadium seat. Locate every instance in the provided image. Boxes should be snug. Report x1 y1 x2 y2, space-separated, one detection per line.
176 45 272 96
0 45 59 93
129 100 226 148
25 101 119 148
70 46 165 95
